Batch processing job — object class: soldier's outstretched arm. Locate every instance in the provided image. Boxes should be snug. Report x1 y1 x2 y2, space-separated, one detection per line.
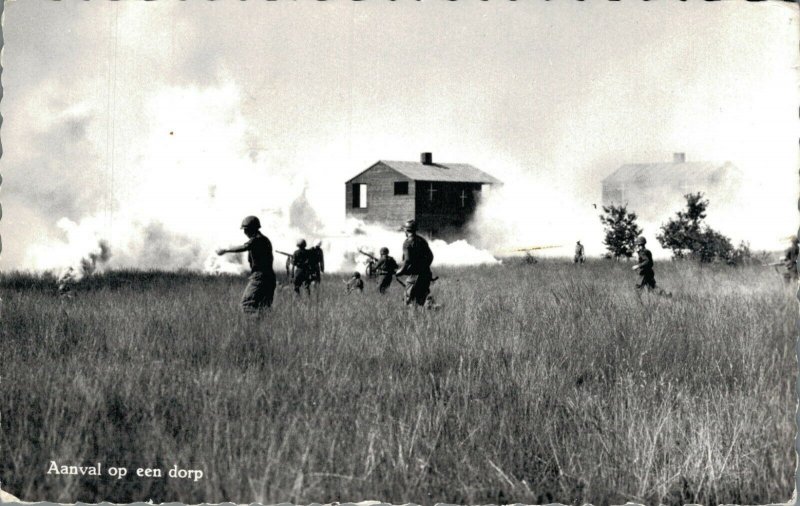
216 242 249 255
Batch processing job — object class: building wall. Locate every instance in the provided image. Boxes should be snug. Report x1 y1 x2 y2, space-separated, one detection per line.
415 181 482 239
345 163 416 226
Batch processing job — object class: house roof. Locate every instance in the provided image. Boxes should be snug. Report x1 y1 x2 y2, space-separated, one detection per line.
346 160 502 184
602 161 738 187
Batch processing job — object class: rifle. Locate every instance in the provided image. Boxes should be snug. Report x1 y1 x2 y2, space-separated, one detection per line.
394 273 438 287
357 249 377 261
511 245 562 252
275 250 293 278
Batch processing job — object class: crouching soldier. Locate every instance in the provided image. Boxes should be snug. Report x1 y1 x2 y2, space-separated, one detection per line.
375 247 399 294
216 215 277 315
344 272 364 293
396 219 434 306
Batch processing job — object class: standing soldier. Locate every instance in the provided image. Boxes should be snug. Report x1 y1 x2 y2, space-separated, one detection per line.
375 247 399 294
631 236 656 291
291 239 314 296
310 240 325 287
574 240 585 264
216 215 276 314
783 236 799 283
396 219 434 306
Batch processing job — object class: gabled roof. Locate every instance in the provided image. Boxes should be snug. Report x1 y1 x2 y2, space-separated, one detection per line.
602 161 738 186
346 160 502 184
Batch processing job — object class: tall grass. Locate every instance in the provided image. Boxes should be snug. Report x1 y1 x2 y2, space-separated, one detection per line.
0 261 795 505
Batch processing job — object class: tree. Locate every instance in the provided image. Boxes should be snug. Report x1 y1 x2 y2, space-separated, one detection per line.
599 204 642 260
657 193 734 263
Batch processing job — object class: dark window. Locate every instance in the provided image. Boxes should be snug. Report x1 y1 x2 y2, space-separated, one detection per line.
394 182 409 195
352 183 367 208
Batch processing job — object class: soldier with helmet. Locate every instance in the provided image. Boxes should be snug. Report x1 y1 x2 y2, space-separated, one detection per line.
374 246 399 294
309 239 325 287
396 219 434 306
291 238 314 296
344 271 364 293
782 236 799 283
216 215 276 314
631 236 656 290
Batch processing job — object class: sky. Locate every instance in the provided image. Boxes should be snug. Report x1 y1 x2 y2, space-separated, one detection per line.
2 1 798 272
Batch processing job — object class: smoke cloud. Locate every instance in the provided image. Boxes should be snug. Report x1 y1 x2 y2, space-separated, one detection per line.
4 2 797 272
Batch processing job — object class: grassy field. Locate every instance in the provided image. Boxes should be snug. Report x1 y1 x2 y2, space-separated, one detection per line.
1 260 796 505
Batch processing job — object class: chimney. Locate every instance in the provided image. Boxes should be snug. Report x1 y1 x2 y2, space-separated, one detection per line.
421 152 433 165
673 152 686 163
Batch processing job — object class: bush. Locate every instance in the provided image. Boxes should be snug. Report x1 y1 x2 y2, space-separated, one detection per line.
599 204 642 260
657 193 736 264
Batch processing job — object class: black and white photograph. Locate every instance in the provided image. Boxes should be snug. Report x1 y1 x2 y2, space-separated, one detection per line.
1 1 798 505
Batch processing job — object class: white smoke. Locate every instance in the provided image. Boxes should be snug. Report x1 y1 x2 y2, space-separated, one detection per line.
22 82 503 276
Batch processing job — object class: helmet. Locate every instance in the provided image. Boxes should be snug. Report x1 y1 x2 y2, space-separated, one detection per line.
297 239 307 248
791 235 798 244
353 272 361 278
314 239 323 248
240 215 261 230
635 236 647 246
402 219 418 232
380 247 389 255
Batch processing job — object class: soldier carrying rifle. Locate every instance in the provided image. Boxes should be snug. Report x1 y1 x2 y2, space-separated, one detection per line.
359 247 399 294
291 239 314 297
396 219 435 306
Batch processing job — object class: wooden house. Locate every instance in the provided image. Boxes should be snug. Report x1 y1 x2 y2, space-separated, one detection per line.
345 152 501 239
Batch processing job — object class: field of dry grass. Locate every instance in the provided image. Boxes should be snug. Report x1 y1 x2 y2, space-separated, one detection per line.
0 259 795 505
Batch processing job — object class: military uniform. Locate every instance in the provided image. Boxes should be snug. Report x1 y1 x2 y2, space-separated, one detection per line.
241 234 276 313
375 255 398 294
397 234 434 306
782 242 799 283
310 246 325 285
345 275 364 293
292 247 314 294
634 247 656 290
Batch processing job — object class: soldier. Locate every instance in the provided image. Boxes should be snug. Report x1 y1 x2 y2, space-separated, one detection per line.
291 239 314 296
374 247 399 294
574 240 585 264
783 236 799 283
344 272 364 293
216 215 276 314
396 219 434 306
631 236 656 291
631 236 671 296
310 240 325 287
